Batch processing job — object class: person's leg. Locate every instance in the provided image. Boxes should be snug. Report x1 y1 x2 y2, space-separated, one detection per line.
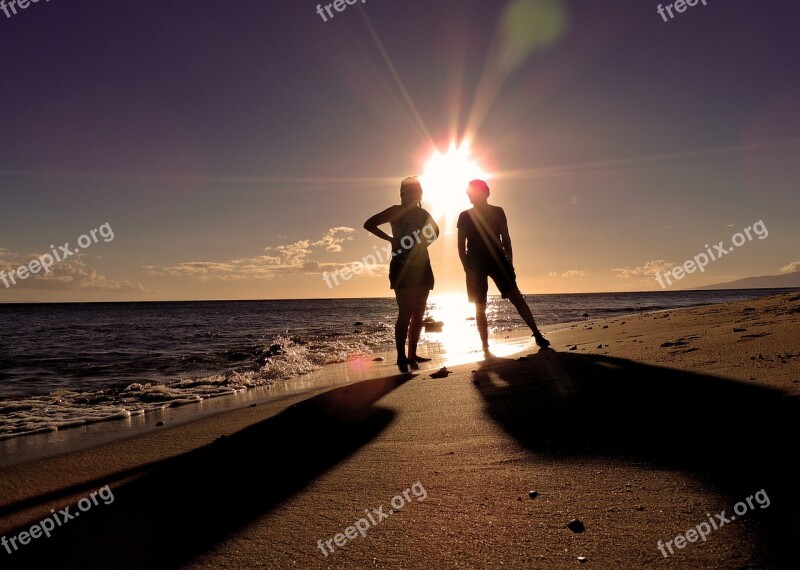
467 271 491 355
475 302 490 355
394 290 413 368
506 289 541 334
506 289 550 347
407 288 430 361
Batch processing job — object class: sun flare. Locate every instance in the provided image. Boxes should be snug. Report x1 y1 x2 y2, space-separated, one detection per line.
420 142 489 220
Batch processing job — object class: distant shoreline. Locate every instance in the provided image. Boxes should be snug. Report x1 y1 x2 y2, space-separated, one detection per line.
1 286 798 305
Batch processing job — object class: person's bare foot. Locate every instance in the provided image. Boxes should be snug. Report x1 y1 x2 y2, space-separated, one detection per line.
483 347 495 359
533 333 551 348
397 358 410 374
408 356 432 364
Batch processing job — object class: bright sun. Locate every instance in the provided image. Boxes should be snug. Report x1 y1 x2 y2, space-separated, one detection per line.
420 142 489 219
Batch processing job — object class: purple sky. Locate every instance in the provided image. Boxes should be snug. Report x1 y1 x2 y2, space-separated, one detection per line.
1 0 798 301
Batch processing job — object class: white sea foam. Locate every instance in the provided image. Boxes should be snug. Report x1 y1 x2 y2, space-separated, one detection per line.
0 334 380 440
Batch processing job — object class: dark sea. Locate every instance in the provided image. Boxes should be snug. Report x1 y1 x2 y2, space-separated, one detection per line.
0 289 794 441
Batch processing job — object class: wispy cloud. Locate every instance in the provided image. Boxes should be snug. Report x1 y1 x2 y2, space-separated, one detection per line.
612 260 675 278
0 251 144 292
780 261 800 274
311 227 356 253
146 228 358 281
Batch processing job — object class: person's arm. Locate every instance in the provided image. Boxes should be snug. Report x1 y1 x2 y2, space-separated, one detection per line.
363 207 397 243
498 209 513 265
422 214 440 245
500 224 513 266
458 227 468 272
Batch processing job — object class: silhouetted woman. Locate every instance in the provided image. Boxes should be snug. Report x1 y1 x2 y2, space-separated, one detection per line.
364 177 440 373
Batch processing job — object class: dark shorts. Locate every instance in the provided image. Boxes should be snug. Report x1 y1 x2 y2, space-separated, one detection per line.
390 260 435 290
466 257 518 304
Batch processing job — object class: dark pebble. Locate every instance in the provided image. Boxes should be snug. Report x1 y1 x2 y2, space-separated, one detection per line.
430 367 451 379
568 519 585 533
155 421 165 427
569 345 578 351
528 490 539 499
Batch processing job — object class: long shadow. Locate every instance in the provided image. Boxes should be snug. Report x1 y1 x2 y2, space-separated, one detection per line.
4 374 409 569
474 351 799 566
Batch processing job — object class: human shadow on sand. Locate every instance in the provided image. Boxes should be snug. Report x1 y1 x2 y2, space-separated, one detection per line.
4 374 410 569
473 351 799 567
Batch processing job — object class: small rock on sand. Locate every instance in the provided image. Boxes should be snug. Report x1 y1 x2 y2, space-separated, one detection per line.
373 357 386 362
567 519 585 533
528 490 539 499
569 345 578 351
430 367 451 379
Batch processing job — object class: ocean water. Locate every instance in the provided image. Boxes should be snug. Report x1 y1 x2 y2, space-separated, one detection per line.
0 289 794 440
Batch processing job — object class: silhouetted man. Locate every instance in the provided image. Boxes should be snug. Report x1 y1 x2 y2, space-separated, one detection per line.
457 179 550 356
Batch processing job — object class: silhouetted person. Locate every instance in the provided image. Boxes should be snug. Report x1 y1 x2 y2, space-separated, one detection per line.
365 177 440 373
457 179 550 356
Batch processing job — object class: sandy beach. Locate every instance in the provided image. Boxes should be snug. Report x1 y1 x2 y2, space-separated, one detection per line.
1 292 798 569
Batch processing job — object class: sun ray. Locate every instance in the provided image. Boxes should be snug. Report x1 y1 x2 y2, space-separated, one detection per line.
357 10 436 150
0 170 401 186
492 138 800 182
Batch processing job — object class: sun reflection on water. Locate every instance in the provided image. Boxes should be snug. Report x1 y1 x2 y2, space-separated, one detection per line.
421 294 531 366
